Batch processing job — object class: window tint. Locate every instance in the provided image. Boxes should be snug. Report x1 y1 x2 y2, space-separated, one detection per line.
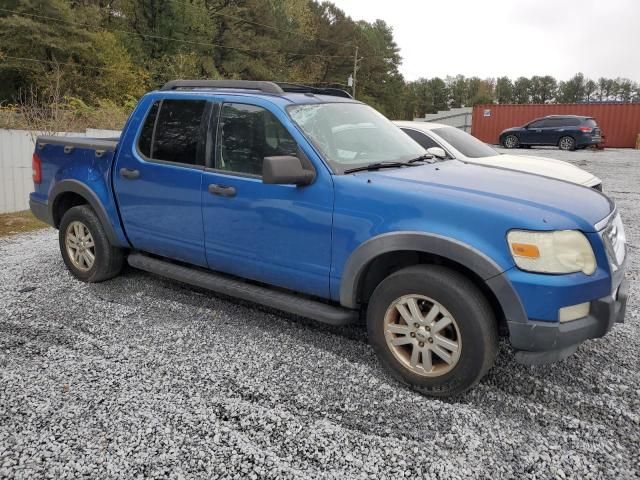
431 127 498 158
543 118 563 127
402 128 440 149
566 118 583 126
217 103 297 176
528 119 546 128
547 117 578 127
138 101 159 158
152 99 207 165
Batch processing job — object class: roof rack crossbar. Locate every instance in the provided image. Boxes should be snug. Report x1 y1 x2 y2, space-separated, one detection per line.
161 80 285 94
160 80 353 99
275 82 353 99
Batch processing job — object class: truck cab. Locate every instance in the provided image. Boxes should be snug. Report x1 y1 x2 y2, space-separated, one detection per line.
29 81 628 397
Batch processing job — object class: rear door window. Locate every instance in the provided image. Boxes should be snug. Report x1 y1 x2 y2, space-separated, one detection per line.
138 99 208 166
553 117 581 127
152 100 208 165
138 101 159 158
544 118 567 127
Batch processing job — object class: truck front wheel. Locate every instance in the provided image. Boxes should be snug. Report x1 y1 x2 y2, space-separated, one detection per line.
367 265 497 397
59 205 124 282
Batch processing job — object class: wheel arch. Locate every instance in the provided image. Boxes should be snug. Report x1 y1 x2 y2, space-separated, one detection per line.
50 180 121 246
339 232 528 331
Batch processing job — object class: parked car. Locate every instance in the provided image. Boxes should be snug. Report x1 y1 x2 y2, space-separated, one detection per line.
395 121 603 190
499 115 602 151
29 80 627 397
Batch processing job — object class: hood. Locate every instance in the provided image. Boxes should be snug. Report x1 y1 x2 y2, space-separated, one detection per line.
464 154 599 186
500 126 523 134
366 161 612 232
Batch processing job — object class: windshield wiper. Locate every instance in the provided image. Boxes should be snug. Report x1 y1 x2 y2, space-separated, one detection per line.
407 154 435 164
343 159 428 174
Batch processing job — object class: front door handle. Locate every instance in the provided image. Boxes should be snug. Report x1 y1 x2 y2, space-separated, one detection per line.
208 184 236 197
120 168 140 180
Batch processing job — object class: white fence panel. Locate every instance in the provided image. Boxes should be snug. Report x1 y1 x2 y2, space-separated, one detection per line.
416 107 473 132
0 128 121 214
0 130 36 214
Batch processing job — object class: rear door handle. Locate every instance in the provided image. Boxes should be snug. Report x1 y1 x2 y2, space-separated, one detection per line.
208 184 236 197
120 168 140 180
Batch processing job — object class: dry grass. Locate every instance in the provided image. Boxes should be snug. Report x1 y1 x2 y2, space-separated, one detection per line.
0 210 47 238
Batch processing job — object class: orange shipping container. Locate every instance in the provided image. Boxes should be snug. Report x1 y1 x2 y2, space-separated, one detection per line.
472 103 640 148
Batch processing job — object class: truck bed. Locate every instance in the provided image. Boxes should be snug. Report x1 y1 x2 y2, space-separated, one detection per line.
36 136 119 152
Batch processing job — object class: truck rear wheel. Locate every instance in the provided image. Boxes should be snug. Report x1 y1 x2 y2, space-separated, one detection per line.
59 205 124 282
367 265 497 397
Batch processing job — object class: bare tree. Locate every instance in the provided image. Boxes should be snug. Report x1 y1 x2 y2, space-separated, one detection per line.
16 63 77 141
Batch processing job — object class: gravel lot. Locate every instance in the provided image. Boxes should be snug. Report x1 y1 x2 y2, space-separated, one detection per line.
1 147 638 479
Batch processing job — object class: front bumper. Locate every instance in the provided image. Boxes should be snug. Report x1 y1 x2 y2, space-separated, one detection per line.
508 276 628 364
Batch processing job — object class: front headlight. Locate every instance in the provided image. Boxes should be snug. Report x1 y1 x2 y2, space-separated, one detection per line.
507 230 596 275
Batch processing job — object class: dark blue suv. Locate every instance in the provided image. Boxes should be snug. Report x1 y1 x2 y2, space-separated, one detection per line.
500 115 602 151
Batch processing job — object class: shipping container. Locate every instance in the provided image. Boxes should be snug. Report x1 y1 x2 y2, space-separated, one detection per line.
472 103 640 148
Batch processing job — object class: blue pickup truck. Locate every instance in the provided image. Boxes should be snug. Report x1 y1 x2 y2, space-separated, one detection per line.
29 80 628 396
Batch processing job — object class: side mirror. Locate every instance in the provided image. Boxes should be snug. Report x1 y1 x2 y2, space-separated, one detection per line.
263 156 315 186
427 147 447 159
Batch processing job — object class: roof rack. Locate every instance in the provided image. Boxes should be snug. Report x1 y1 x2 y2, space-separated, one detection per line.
160 79 352 98
161 80 285 94
275 82 353 99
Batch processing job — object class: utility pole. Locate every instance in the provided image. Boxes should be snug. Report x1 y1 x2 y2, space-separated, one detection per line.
352 45 359 99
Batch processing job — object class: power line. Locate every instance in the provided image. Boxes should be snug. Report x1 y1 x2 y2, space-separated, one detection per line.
1 55 134 73
0 8 355 59
1 55 350 87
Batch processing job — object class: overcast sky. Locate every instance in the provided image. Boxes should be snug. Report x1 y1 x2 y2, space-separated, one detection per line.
330 0 640 82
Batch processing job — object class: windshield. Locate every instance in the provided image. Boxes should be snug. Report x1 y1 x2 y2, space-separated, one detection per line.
288 103 425 173
432 127 499 159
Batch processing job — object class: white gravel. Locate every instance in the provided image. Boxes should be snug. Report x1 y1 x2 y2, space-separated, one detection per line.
1 147 639 479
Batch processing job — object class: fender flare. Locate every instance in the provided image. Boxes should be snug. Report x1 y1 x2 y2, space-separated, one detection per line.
49 179 122 246
339 231 528 324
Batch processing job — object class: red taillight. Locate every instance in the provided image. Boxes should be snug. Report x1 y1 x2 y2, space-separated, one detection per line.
579 127 593 133
32 152 42 184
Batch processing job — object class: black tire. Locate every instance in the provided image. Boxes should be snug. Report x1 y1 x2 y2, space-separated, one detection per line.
502 134 519 149
59 205 124 282
558 136 576 151
367 265 497 397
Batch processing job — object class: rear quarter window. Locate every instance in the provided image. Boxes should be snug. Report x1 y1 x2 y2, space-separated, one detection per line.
563 118 583 127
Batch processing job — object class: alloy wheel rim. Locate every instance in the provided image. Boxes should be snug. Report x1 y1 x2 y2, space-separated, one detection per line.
383 294 462 377
560 138 573 150
65 221 95 271
505 136 517 148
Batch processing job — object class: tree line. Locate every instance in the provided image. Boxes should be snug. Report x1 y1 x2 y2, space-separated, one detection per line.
407 74 640 118
0 0 406 121
0 0 638 126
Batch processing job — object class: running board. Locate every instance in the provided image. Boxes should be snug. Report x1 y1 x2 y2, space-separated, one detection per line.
127 253 358 326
